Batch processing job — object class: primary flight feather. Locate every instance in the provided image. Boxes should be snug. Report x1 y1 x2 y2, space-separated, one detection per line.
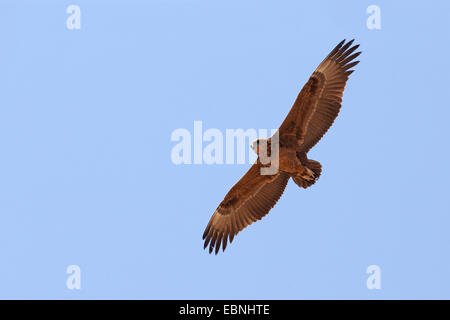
203 39 361 254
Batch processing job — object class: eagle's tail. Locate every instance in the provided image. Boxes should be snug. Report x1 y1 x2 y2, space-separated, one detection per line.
292 159 322 189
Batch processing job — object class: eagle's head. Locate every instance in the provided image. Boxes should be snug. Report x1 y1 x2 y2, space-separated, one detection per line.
250 138 269 155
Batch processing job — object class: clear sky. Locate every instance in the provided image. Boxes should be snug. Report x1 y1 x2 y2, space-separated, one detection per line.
0 0 449 299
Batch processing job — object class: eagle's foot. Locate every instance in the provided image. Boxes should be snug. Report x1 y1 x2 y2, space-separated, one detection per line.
299 167 317 181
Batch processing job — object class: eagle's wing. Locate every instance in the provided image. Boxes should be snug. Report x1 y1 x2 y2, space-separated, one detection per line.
203 161 289 254
279 39 361 152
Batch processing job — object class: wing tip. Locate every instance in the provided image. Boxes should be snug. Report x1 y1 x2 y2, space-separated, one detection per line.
203 228 234 254
333 39 361 56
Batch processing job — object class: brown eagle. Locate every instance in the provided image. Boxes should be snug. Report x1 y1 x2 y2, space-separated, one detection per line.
203 39 361 254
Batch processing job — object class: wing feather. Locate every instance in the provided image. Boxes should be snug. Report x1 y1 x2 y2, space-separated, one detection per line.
202 161 289 254
279 39 361 152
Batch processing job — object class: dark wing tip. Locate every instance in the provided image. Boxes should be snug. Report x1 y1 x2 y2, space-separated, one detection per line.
339 40 353 53
326 39 346 59
345 60 360 70
215 236 222 255
222 233 228 251
333 38 361 73
203 228 232 254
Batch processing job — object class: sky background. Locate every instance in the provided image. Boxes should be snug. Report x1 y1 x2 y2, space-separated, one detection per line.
0 0 449 299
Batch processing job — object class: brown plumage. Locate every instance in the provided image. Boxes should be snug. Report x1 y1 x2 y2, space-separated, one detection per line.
203 39 361 254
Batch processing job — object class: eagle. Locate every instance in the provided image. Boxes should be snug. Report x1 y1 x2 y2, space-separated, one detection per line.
203 39 361 254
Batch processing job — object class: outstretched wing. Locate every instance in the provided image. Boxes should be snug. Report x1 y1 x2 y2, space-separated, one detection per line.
203 162 289 254
279 39 361 152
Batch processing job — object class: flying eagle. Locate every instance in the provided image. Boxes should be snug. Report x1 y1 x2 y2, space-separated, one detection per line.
203 39 361 254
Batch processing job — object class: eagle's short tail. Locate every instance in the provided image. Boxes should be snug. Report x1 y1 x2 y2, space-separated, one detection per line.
292 159 322 189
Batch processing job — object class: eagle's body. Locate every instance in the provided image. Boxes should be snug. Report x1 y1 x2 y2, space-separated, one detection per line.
203 40 361 254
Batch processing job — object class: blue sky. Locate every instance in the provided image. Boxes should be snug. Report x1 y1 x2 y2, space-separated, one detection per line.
0 0 449 299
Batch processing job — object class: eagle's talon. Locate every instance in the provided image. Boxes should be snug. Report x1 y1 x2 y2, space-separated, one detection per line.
300 167 316 181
